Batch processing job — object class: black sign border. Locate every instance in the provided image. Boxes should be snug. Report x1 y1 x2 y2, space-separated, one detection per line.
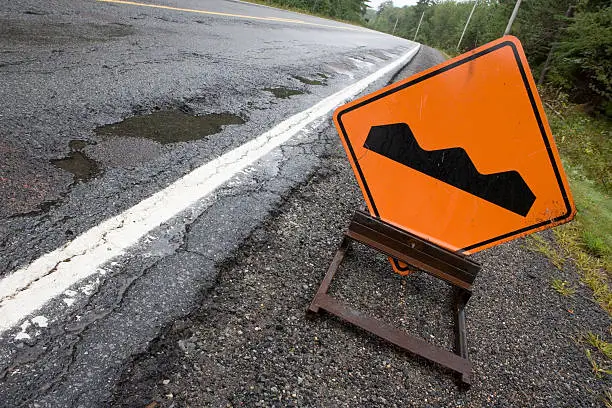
336 40 573 258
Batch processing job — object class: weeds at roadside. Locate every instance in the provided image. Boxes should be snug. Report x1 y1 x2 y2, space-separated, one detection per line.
580 332 612 380
534 92 612 316
551 278 576 297
529 94 612 388
582 331 612 360
585 349 612 378
551 224 612 315
603 389 612 408
525 235 566 270
545 91 611 197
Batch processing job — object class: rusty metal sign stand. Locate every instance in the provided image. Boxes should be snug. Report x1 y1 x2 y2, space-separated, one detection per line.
308 210 481 385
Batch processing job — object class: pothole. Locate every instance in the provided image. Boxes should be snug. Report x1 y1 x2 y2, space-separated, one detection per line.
95 110 245 144
264 87 305 99
51 140 101 183
292 75 325 86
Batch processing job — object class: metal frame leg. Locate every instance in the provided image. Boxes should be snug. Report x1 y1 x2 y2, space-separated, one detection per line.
308 237 350 314
309 236 474 385
455 288 472 385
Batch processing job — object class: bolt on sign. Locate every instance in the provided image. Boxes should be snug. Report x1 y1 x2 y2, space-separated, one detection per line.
334 36 575 274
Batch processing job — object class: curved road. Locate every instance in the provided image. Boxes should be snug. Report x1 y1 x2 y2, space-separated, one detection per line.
0 1 427 406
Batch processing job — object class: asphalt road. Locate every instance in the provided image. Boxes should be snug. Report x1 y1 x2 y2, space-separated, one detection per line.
0 0 423 406
2 1 610 407
0 0 410 263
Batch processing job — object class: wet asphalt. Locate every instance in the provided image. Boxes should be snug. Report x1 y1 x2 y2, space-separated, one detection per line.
1 1 610 407
0 0 410 272
0 0 422 406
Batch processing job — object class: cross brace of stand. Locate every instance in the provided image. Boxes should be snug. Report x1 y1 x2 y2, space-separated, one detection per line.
308 210 481 385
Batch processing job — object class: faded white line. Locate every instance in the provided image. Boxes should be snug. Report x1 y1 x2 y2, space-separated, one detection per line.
0 44 420 334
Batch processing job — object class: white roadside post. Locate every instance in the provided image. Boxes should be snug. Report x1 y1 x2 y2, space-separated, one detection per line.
414 11 425 41
504 0 522 35
457 0 478 51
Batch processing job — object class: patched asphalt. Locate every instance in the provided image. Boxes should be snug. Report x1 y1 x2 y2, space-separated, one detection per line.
1 1 610 406
1 0 422 405
0 0 411 275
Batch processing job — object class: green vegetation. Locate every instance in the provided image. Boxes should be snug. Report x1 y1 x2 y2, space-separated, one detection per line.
535 94 611 386
585 349 612 378
605 391 612 408
551 278 576 297
526 234 565 270
545 94 612 315
369 0 611 115
524 95 611 316
546 91 611 198
583 331 612 359
244 0 369 24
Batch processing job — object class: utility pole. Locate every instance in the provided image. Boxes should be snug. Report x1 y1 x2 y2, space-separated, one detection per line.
504 0 522 35
414 11 425 41
392 16 399 35
457 0 478 51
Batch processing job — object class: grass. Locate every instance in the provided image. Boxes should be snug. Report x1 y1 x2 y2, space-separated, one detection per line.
558 178 612 262
538 90 612 317
579 330 612 380
546 91 611 197
583 332 612 359
585 349 612 378
546 90 611 265
551 278 576 297
526 234 566 270
553 222 612 314
605 390 612 408
533 92 612 386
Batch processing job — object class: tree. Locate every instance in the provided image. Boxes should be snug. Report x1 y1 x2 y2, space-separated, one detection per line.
551 4 612 114
364 0 611 114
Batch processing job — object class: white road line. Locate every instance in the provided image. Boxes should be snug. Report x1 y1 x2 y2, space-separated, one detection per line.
0 44 420 334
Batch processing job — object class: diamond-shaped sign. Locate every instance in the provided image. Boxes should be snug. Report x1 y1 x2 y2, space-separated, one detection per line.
334 36 575 273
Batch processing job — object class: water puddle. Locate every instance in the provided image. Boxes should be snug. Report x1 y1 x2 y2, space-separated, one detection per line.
293 75 325 86
51 140 101 183
95 110 245 144
264 87 305 99
0 20 135 45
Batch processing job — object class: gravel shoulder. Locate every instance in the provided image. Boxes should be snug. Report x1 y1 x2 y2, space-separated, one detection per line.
111 48 611 407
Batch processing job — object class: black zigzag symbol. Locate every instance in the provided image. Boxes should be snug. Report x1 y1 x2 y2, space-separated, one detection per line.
363 123 536 216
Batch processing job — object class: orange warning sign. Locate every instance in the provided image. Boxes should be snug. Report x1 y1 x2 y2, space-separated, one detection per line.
334 36 575 271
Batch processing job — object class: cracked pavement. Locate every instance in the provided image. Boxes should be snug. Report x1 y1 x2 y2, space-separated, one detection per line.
0 0 426 405
3 1 607 407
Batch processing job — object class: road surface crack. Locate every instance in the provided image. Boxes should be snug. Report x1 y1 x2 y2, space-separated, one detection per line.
16 257 165 407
